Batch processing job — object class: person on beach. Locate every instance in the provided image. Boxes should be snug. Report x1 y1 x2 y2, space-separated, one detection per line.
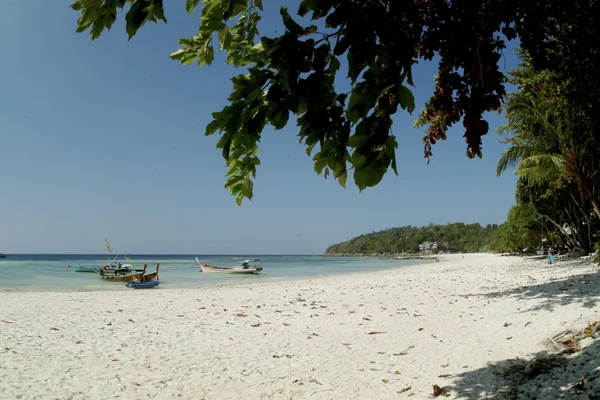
548 247 554 264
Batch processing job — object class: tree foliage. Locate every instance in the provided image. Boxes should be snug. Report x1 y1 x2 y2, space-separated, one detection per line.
69 0 599 204
488 176 600 254
487 203 540 254
325 223 498 255
493 48 600 254
497 54 600 219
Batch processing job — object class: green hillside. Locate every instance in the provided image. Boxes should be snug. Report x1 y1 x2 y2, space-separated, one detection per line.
325 223 499 255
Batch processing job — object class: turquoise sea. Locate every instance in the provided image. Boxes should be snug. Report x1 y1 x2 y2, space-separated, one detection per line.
0 255 432 292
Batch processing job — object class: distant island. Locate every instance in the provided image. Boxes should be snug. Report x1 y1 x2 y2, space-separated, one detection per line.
324 223 499 256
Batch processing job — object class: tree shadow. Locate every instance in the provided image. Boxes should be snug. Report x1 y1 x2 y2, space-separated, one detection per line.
447 337 600 399
475 269 600 313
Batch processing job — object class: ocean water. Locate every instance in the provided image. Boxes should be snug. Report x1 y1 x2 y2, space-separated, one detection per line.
0 255 432 292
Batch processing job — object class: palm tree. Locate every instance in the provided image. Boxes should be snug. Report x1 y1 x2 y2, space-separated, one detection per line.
496 92 600 219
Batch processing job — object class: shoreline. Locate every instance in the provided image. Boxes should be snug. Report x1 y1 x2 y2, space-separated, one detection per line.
1 254 598 399
0 257 436 294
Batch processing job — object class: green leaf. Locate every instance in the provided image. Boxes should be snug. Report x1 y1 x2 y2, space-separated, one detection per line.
125 0 148 40
280 7 303 34
314 156 327 174
249 42 265 55
90 18 105 40
201 20 227 32
203 45 215 65
354 163 386 191
186 0 201 13
152 0 167 22
347 89 374 123
338 170 348 188
298 0 310 16
218 27 233 50
398 86 415 113
348 135 367 148
206 119 225 136
254 0 263 10
329 56 341 73
225 175 254 206
271 105 289 130
347 50 359 81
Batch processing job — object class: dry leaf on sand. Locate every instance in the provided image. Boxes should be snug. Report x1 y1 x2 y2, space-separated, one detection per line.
433 384 450 397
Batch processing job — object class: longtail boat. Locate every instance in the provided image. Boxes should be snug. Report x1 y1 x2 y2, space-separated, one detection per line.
195 257 263 274
69 264 100 273
101 263 160 282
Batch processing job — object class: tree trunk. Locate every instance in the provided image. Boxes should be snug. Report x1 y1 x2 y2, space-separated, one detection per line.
569 193 594 251
591 197 600 220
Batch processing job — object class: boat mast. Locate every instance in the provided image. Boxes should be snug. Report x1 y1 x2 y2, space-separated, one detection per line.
105 239 112 265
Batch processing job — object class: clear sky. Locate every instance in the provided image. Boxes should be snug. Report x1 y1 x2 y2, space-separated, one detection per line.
0 1 519 255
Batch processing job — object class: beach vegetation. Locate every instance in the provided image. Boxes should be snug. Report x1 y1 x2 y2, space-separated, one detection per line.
493 49 600 254
325 222 498 255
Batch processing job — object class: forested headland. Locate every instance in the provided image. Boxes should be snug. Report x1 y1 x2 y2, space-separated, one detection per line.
325 223 498 255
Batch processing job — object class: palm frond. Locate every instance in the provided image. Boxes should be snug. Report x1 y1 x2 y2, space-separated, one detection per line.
517 154 565 184
496 145 532 176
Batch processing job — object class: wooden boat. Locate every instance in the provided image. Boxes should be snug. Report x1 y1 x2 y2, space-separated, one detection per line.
101 264 160 282
126 280 159 289
196 258 263 274
100 263 136 275
69 264 100 273
101 271 158 282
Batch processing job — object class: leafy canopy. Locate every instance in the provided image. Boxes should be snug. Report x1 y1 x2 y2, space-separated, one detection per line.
71 0 582 204
497 52 600 219
493 47 600 254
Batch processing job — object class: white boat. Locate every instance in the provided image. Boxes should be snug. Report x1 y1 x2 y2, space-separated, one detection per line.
195 257 263 274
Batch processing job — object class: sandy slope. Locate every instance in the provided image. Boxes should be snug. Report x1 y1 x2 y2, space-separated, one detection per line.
1 254 598 399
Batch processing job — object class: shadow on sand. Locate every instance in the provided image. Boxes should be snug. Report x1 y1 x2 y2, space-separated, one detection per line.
445 264 600 399
447 337 600 399
476 269 600 313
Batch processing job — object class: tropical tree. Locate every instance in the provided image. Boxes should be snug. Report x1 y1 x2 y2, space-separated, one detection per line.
496 61 600 219
70 0 600 204
486 204 540 254
516 178 597 252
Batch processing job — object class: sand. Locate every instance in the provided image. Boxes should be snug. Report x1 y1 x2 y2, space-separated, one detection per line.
1 254 599 399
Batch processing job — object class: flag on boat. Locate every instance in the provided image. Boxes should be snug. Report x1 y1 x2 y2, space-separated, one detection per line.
105 239 112 253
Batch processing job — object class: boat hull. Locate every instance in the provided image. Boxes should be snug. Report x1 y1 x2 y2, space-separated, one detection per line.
69 264 100 273
75 267 99 273
101 271 158 282
199 264 263 274
126 280 159 289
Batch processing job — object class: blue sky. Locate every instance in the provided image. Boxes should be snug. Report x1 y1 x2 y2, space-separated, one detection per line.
0 1 519 254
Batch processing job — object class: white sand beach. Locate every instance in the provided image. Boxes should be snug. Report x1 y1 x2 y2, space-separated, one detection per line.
1 254 599 399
